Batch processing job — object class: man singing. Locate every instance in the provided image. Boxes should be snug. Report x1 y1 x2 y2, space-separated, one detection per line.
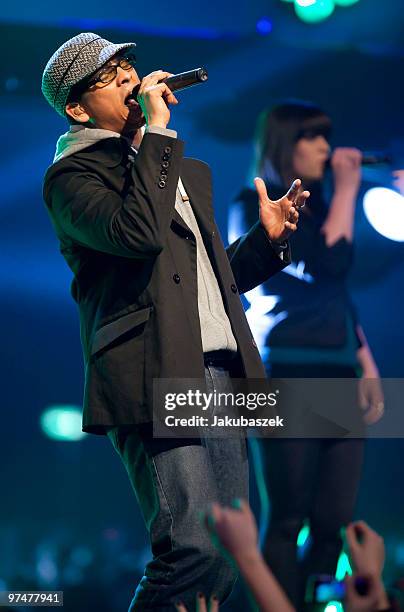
41 33 309 610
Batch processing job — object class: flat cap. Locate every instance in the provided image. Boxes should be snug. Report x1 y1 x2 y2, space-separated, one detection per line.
42 32 136 117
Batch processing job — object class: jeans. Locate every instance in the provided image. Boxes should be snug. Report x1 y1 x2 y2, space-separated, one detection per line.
107 360 248 611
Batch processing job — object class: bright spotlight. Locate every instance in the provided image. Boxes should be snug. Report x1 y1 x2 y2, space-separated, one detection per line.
363 187 404 242
40 405 86 441
324 603 344 612
294 0 335 23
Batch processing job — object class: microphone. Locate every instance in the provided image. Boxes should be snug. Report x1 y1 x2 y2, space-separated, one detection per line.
127 68 208 103
162 68 208 92
326 152 392 168
361 153 391 165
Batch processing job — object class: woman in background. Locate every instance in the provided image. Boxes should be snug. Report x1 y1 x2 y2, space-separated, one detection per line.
230 101 384 609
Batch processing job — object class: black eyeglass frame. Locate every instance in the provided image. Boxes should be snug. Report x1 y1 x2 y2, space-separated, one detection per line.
85 53 137 89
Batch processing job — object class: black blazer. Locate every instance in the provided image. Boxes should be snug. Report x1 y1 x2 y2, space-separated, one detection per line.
43 132 290 433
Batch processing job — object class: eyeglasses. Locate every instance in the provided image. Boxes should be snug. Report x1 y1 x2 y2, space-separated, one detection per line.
86 54 137 89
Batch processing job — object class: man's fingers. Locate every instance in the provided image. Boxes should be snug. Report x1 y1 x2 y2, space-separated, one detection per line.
175 602 187 612
138 71 165 93
254 177 269 202
288 207 299 223
142 70 173 83
159 84 178 104
142 83 171 96
164 87 179 105
138 72 175 96
296 190 310 209
209 596 220 612
285 178 302 201
140 83 179 105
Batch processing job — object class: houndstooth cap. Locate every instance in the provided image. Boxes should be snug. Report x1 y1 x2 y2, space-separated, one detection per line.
42 32 136 117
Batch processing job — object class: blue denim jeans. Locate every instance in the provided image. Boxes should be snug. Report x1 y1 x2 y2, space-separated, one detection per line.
107 362 248 611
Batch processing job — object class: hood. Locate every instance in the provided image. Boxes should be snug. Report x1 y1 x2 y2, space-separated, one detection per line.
53 124 122 164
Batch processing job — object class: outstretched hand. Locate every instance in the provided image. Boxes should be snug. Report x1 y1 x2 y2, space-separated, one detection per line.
344 521 385 579
342 521 390 611
203 498 259 564
255 177 310 243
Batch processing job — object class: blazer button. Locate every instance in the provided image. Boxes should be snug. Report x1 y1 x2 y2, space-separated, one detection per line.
158 180 166 188
230 283 238 293
164 146 172 154
173 273 181 284
161 161 170 169
162 153 170 161
160 169 168 177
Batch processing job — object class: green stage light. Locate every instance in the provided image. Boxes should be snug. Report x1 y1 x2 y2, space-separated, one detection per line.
335 550 352 579
334 0 359 5
297 523 311 547
40 405 86 441
294 0 335 23
297 523 351 579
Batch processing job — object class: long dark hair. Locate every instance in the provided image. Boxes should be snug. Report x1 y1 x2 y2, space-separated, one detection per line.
252 100 332 187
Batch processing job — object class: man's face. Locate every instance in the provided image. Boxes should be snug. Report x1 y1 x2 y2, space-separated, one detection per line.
67 52 145 135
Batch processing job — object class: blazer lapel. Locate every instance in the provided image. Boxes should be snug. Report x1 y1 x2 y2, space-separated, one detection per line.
171 209 194 237
180 158 215 242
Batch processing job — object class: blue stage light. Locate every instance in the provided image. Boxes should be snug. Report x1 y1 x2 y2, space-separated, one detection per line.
5 77 20 92
256 17 273 35
363 187 404 242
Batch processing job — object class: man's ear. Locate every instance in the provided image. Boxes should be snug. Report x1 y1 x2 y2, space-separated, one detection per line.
65 102 92 124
